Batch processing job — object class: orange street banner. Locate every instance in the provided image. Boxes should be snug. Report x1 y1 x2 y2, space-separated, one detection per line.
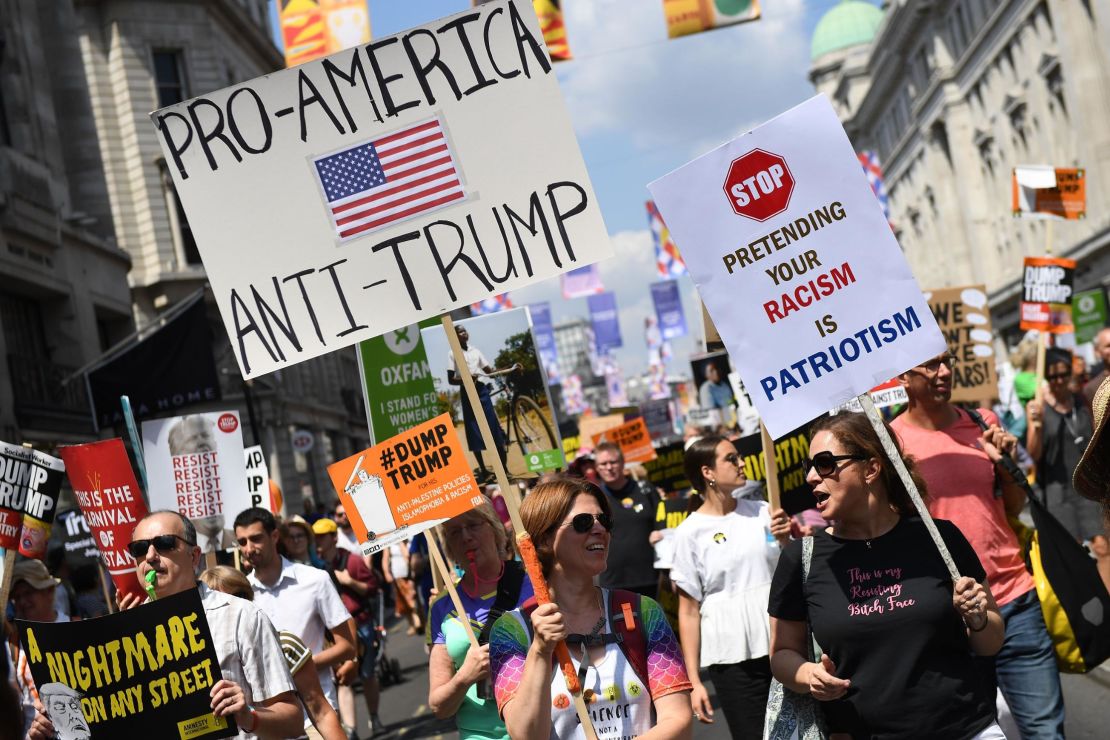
279 0 371 68
1012 166 1086 220
664 0 761 39
1020 256 1076 333
326 414 481 555
592 418 657 463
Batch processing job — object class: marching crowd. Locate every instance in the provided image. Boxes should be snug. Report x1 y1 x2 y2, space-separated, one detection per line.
4 349 1110 740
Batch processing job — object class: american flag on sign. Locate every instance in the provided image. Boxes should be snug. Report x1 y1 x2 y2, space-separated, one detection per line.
313 118 465 241
647 200 686 278
857 150 891 225
471 293 513 314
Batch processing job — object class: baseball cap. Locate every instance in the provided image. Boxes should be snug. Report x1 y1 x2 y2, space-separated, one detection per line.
312 518 338 535
12 560 61 591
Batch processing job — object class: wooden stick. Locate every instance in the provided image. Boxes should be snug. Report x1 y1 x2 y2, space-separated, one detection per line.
0 549 16 616
759 422 781 510
427 528 446 594
1034 331 1048 407
426 530 480 649
205 551 217 570
233 548 242 573
858 394 960 580
99 563 116 614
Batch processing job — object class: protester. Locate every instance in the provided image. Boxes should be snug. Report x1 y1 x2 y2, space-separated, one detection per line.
427 503 534 739
234 507 357 737
447 324 513 481
1074 375 1110 541
1026 348 1103 542
1 636 20 740
698 361 734 411
894 351 1065 738
332 504 360 554
313 517 384 737
1082 327 1110 406
200 565 346 740
594 441 662 598
489 476 693 739
282 515 327 569
408 533 434 618
768 412 1005 738
385 539 423 635
110 510 301 739
672 436 790 736
7 560 70 737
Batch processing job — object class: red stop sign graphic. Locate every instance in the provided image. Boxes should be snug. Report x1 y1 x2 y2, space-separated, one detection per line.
723 149 795 221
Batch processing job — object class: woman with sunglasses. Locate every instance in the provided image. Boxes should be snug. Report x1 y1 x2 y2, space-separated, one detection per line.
489 476 693 740
768 412 1005 739
670 436 791 737
1026 347 1103 542
427 502 534 740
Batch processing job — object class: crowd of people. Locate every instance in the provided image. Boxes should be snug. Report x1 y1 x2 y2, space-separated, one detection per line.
4 347 1110 740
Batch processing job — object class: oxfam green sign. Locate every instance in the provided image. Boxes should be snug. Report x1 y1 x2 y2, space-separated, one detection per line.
358 319 440 443
1073 289 1108 345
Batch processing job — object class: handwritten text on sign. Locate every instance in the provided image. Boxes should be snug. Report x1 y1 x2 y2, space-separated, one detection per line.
648 95 944 437
327 413 480 555
151 0 611 379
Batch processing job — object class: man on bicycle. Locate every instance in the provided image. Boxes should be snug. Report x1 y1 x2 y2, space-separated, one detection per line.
447 325 518 482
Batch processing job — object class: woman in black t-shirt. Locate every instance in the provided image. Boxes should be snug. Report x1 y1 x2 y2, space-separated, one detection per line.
767 412 1006 739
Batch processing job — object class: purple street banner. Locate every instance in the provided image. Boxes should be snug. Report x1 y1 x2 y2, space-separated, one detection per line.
651 280 687 340
561 263 605 299
529 302 562 385
17 587 235 739
588 292 623 352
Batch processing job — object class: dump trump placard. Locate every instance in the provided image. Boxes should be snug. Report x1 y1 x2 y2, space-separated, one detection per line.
326 414 480 555
591 418 656 463
648 95 945 437
1020 256 1075 333
150 0 611 379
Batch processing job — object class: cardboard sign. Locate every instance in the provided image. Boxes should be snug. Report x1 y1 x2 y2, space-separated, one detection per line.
927 285 998 402
358 319 440 444
643 441 690 494
59 439 150 601
1074 289 1109 345
243 446 271 511
0 441 32 549
17 588 234 740
649 95 945 437
151 0 611 379
732 423 816 515
18 450 66 560
142 412 249 554
591 418 656 463
1012 166 1086 220
1020 256 1075 333
577 414 624 451
326 414 480 555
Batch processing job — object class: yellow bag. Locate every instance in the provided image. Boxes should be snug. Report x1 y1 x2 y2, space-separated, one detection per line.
1028 530 1087 673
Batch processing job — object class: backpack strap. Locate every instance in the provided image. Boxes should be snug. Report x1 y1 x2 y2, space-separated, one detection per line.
962 407 1041 503
608 589 650 694
477 560 525 645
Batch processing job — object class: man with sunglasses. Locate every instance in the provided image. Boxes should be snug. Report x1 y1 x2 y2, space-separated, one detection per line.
893 352 1065 739
115 510 302 739
594 442 662 599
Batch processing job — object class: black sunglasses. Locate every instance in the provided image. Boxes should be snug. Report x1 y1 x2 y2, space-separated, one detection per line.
127 534 191 559
562 512 613 534
804 451 866 479
1045 373 1070 381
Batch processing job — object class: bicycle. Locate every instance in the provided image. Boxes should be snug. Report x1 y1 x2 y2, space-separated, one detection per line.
478 366 559 457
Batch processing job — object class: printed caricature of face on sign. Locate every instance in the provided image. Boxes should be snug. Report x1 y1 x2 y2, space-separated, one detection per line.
41 682 92 740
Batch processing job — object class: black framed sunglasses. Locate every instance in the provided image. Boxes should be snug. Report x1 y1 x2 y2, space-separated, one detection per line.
721 452 741 466
804 451 866 479
127 534 191 559
562 512 613 534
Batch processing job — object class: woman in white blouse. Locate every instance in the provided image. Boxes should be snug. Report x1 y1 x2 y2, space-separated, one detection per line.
671 436 791 738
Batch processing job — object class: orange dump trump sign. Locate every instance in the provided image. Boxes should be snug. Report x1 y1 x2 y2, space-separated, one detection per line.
591 418 657 463
327 414 481 555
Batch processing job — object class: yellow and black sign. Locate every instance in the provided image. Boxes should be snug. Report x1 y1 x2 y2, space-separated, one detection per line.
17 588 233 740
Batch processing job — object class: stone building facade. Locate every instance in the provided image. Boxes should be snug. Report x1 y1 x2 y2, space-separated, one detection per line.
810 0 1110 341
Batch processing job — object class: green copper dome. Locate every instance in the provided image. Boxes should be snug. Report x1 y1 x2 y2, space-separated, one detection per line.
811 1 884 61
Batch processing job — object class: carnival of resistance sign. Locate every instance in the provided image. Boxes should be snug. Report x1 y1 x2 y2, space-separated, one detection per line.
17 588 234 740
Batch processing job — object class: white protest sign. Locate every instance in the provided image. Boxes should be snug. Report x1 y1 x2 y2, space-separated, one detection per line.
649 95 944 437
151 0 612 379
142 410 250 553
244 445 271 511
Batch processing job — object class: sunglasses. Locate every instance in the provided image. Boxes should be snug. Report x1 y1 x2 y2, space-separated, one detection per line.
721 453 741 466
127 534 191 559
1045 373 1070 381
562 512 613 534
804 451 867 479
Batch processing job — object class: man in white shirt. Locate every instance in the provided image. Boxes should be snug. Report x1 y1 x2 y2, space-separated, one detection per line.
27 510 303 740
447 324 515 480
332 503 360 553
234 507 357 731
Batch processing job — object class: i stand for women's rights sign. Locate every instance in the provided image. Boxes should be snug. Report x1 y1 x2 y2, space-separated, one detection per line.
327 414 481 555
649 95 945 437
151 0 612 379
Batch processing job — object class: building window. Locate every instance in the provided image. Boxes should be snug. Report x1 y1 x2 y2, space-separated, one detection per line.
152 50 188 107
0 291 50 360
158 160 202 266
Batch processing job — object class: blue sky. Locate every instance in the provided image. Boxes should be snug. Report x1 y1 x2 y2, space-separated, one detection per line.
272 1 868 378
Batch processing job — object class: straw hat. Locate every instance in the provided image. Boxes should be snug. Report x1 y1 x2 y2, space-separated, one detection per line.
1074 375 1110 502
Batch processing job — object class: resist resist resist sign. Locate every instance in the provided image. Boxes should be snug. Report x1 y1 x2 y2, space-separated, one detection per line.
648 95 944 437
151 0 611 379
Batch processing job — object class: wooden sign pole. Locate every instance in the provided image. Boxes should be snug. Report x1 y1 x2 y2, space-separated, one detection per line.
857 394 959 580
759 422 781 510
441 315 597 740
